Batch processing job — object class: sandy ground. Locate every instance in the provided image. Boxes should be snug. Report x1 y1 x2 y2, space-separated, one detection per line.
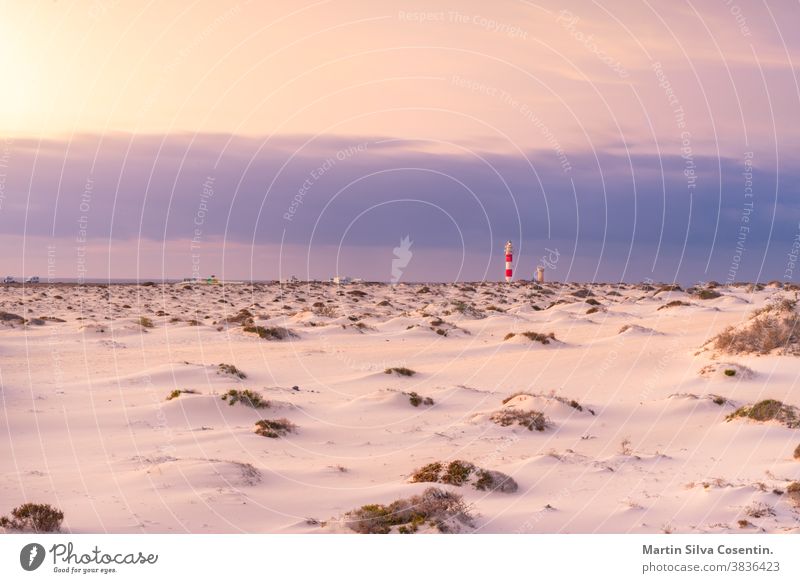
1 281 798 533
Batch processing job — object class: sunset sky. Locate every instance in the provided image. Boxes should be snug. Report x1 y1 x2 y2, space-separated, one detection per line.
1 0 799 282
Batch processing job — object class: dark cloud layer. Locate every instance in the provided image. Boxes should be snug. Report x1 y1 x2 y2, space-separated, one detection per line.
0 133 796 282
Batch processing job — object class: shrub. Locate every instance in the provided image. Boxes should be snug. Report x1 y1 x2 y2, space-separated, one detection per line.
224 309 254 325
440 461 475 486
0 503 64 532
723 369 736 377
138 316 154 328
345 487 473 534
697 289 721 300
409 461 518 493
504 331 556 344
725 399 800 428
218 363 246 379
408 392 434 407
385 367 416 377
474 469 518 493
794 443 800 460
490 409 547 431
243 325 297 340
657 300 690 310
712 299 799 354
586 307 600 315
254 418 296 438
787 482 800 505
221 389 269 409
410 462 443 483
166 389 198 401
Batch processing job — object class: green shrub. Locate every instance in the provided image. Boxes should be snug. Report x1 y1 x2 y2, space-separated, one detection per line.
0 503 64 532
440 461 475 486
345 488 473 534
726 399 799 428
221 389 269 409
723 369 736 377
138 316 154 328
254 418 296 438
385 367 416 377
410 462 443 483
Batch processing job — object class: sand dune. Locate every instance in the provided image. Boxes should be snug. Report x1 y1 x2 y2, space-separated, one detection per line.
1 281 799 533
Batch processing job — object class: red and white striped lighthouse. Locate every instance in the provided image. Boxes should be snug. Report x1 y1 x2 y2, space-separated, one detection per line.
504 240 513 282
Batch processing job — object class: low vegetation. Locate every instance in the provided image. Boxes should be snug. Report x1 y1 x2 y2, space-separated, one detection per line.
221 389 270 409
711 299 800 355
787 482 800 506
243 325 297 340
794 443 800 460
501 391 594 415
407 392 434 407
490 409 548 431
345 487 474 534
218 363 247 379
725 399 799 428
657 300 690 310
385 366 416 377
138 316 154 328
410 460 518 493
166 389 199 401
254 418 297 438
503 331 557 344
0 503 64 533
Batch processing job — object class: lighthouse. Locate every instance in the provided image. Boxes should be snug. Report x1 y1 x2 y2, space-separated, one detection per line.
504 241 513 283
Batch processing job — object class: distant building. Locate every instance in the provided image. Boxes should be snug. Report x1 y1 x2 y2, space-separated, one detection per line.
536 267 545 283
330 276 352 284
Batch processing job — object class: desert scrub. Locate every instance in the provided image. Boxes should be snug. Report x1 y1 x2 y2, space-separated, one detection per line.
409 460 518 493
490 409 548 431
501 391 593 415
723 369 736 377
254 418 297 438
794 443 800 460
711 299 800 355
787 482 800 505
725 399 800 428
138 316 154 328
657 300 690 310
221 389 269 409
345 487 473 534
696 289 721 300
385 367 416 377
410 462 443 483
243 325 297 340
166 389 199 401
218 363 246 379
407 392 434 407
0 503 64 533
503 331 557 344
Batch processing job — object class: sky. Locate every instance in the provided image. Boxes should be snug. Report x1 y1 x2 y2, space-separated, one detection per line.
1 0 799 282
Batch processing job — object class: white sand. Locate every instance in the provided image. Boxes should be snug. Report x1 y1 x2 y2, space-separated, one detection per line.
1 281 798 533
